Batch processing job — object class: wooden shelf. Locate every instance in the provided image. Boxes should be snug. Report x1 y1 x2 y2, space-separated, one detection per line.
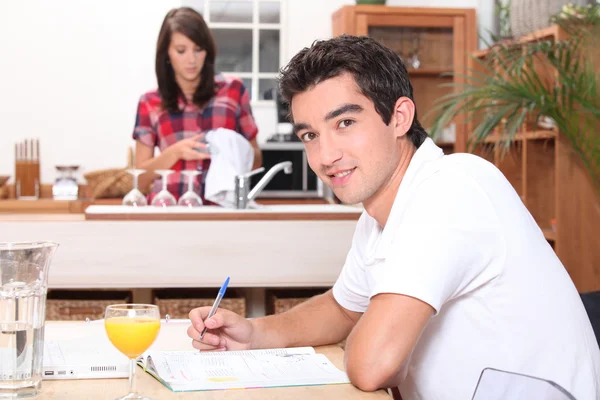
466 24 600 292
482 130 557 144
473 25 562 60
332 5 477 154
407 68 453 76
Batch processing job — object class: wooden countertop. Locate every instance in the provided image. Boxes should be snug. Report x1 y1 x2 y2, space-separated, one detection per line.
0 202 363 222
0 198 124 214
0 198 361 221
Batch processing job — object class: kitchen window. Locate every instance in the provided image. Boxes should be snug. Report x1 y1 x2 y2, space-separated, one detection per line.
182 0 286 104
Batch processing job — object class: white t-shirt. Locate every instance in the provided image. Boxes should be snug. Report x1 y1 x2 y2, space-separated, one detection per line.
333 138 600 400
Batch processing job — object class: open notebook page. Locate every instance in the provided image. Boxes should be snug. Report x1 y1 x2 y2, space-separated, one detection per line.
139 347 350 392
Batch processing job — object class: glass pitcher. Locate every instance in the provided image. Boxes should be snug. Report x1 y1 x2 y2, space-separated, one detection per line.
0 241 58 399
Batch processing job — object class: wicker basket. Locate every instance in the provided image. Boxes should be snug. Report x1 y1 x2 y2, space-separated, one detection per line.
46 290 132 321
510 0 588 38
267 288 346 348
266 289 329 315
83 168 133 199
153 289 246 319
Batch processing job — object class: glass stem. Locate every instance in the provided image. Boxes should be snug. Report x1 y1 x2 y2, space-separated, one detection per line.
188 175 194 193
133 174 139 191
128 358 136 395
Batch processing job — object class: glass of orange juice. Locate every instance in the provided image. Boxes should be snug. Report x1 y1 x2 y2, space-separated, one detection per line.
104 304 161 400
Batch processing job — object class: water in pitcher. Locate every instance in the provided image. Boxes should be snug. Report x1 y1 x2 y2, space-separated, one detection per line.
0 242 57 399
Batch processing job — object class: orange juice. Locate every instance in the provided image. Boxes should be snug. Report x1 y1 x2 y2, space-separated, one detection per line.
105 317 160 358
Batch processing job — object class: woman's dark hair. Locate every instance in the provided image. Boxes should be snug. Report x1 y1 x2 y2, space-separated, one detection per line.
156 7 217 113
278 35 428 148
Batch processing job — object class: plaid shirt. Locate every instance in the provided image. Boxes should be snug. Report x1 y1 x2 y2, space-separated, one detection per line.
132 73 258 202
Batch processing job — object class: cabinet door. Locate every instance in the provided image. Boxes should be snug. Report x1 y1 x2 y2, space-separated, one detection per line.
355 13 468 151
356 14 457 72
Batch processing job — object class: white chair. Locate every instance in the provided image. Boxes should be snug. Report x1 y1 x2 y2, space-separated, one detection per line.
471 368 576 400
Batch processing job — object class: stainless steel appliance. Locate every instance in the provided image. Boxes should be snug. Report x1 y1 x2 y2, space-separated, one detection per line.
251 142 326 199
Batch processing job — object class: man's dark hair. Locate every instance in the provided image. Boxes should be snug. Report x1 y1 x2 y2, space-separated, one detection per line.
278 35 428 149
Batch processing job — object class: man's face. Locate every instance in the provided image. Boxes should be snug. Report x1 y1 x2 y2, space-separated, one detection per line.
291 73 402 205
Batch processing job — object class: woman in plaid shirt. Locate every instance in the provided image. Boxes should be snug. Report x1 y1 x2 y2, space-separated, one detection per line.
132 7 262 203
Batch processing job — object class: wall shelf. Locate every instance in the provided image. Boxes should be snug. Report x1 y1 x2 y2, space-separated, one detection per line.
407 68 453 76
482 130 557 143
464 25 600 292
332 5 477 155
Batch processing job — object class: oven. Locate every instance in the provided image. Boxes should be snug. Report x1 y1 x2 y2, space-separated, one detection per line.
250 142 327 198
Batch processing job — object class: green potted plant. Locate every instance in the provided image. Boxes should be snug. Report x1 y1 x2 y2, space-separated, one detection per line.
426 2 600 192
356 0 386 4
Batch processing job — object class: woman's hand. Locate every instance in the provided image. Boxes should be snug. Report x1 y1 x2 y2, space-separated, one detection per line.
167 134 211 161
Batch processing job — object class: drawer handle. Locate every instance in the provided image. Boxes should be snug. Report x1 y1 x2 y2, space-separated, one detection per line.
58 306 104 316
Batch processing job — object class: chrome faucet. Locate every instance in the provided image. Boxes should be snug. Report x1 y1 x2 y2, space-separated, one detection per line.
234 161 293 209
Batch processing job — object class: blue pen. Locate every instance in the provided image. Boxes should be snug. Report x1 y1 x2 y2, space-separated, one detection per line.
200 276 230 339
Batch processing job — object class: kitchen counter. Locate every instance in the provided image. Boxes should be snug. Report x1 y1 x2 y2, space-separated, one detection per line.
84 204 363 221
0 197 341 214
0 206 362 290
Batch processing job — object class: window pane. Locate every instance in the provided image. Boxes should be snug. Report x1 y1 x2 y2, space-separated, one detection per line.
242 78 253 100
182 0 205 15
259 1 280 23
259 30 279 73
209 0 253 23
212 29 252 72
259 78 277 100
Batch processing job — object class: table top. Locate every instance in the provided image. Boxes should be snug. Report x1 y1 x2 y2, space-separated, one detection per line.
37 320 390 399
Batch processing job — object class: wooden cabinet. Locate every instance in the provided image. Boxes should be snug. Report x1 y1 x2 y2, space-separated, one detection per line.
468 26 600 292
332 5 477 154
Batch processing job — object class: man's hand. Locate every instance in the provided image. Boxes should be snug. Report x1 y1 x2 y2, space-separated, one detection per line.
187 307 255 351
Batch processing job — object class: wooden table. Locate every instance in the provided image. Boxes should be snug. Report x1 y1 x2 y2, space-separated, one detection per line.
37 320 390 399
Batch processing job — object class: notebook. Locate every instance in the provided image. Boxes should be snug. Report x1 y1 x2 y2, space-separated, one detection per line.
137 346 351 392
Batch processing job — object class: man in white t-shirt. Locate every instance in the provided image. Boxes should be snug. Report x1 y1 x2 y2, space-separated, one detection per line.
187 35 600 399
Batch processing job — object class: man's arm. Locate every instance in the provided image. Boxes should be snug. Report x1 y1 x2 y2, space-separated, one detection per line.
344 293 434 392
250 289 362 349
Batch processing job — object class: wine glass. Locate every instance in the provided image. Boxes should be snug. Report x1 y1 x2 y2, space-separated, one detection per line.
104 304 161 400
178 170 203 207
151 170 176 207
122 169 147 207
408 32 421 69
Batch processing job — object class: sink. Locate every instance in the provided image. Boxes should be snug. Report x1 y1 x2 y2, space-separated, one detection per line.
85 204 363 215
253 204 363 213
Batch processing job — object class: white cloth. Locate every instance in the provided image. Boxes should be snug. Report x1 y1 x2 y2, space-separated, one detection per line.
333 138 600 400
204 128 254 208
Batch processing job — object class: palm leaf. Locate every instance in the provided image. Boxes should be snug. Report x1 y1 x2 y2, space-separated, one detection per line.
424 4 600 194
